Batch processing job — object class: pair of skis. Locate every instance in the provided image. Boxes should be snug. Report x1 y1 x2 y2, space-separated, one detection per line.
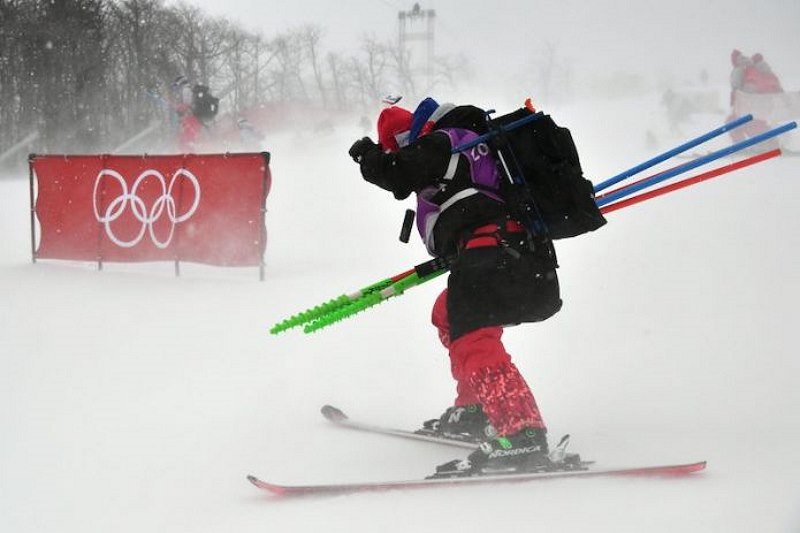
247 406 706 496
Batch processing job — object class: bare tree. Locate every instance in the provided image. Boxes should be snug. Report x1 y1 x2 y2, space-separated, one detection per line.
326 52 347 110
300 25 327 106
169 4 203 81
0 0 470 166
351 36 389 105
388 42 417 99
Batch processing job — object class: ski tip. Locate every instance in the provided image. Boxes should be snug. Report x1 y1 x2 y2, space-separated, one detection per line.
672 460 707 475
247 475 290 495
692 460 708 472
675 460 707 473
320 404 348 422
626 461 708 477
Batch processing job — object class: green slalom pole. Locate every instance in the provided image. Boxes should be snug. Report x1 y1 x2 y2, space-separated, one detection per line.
269 275 406 335
303 268 447 333
269 259 448 335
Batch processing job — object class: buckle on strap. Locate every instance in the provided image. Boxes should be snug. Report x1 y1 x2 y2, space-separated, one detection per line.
462 220 526 249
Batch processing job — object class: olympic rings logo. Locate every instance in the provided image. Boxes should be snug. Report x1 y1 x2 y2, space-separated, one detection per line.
93 168 201 249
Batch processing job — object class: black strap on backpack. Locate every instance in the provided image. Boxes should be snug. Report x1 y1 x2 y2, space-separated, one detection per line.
485 108 607 240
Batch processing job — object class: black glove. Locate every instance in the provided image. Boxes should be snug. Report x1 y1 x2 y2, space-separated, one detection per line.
349 136 377 164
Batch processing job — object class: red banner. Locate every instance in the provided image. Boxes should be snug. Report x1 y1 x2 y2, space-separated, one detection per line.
32 153 271 267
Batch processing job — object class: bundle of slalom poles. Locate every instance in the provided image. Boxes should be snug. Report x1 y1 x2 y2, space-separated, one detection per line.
271 114 797 335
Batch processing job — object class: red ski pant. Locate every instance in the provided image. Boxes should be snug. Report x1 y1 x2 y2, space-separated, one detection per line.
431 288 545 435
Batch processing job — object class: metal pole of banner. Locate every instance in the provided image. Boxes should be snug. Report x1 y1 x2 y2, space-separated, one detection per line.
259 152 272 282
175 154 188 278
174 156 181 278
28 155 37 264
96 154 105 271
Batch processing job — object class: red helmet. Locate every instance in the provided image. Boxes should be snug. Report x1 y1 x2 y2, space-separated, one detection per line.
377 106 413 152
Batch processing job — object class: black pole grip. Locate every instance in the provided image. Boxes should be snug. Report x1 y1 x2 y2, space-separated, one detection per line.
399 209 415 243
415 257 451 278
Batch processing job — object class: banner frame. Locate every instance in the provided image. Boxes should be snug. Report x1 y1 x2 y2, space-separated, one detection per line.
28 151 271 280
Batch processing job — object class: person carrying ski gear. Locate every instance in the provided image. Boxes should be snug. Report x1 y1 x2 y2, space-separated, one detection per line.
349 98 564 476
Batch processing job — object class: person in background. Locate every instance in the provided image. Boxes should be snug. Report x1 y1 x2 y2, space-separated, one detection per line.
728 50 783 147
168 75 203 152
747 53 783 94
728 49 753 101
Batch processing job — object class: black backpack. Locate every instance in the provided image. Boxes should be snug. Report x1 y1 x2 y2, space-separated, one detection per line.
192 84 219 121
488 108 606 240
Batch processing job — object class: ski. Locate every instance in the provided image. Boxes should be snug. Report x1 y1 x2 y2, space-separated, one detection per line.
321 404 479 450
247 461 707 497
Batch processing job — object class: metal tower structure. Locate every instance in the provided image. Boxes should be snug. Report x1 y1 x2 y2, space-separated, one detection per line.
398 3 436 95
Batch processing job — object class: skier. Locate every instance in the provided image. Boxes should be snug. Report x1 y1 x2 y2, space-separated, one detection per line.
164 75 200 151
727 50 783 147
348 98 563 477
746 52 783 94
728 49 753 98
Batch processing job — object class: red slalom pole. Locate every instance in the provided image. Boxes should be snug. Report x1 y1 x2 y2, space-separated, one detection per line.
595 164 675 202
389 268 416 282
600 149 782 215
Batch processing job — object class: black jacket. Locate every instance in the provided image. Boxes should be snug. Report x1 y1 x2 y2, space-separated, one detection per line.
354 104 562 338
357 105 507 257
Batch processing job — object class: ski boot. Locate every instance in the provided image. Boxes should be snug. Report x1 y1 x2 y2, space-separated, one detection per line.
417 404 497 443
429 427 552 478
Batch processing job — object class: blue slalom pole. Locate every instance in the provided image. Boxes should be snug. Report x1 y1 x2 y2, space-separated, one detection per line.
451 111 545 154
595 121 797 207
594 114 754 193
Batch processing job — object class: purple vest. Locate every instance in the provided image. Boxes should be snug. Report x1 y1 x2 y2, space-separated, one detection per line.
416 128 503 254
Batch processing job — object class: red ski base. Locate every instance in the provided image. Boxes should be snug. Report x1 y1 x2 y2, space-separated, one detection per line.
247 461 706 497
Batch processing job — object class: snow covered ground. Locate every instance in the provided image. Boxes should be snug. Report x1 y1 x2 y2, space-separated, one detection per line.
2 94 799 532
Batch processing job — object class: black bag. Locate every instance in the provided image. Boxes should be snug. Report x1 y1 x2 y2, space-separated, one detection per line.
447 244 562 340
489 108 606 240
191 84 219 121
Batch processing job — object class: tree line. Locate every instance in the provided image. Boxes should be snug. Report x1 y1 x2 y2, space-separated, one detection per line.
0 0 465 167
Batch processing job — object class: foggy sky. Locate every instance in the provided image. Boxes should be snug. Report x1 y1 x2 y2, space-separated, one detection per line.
174 0 800 89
